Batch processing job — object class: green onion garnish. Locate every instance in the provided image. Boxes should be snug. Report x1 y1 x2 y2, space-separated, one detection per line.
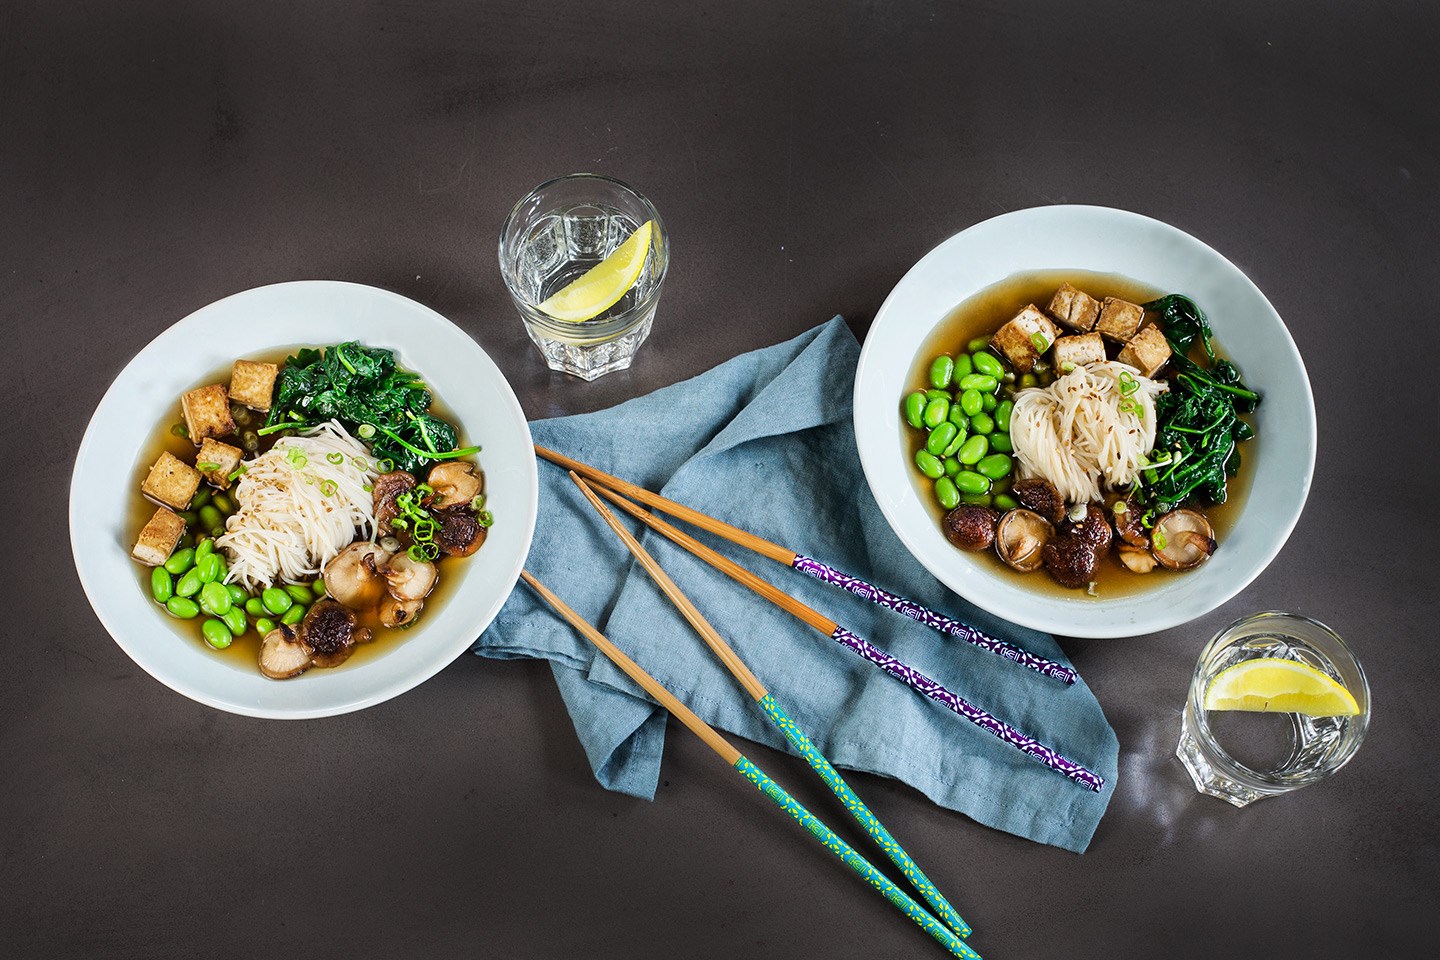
376 459 395 472
1030 332 1049 353
477 510 494 528
170 423 189 438
326 452 344 465
1153 525 1168 550
228 465 247 482
1119 371 1140 396
470 494 487 513
320 479 338 497
197 461 220 472
358 424 376 440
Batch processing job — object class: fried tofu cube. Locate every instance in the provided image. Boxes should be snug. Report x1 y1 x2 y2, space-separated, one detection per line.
1117 324 1173 378
196 438 244 489
141 451 201 510
131 507 187 566
991 304 1060 373
1046 283 1102 332
180 384 236 442
1096 297 1146 342
1052 332 1106 374
230 359 278 411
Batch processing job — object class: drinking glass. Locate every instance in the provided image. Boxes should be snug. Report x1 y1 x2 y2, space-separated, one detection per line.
1177 611 1370 806
499 174 669 381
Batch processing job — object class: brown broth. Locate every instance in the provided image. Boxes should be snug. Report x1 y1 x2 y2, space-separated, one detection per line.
129 347 478 670
905 270 1257 600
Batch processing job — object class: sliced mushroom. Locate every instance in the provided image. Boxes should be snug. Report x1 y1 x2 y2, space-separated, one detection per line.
383 552 438 601
1112 496 1150 548
1073 503 1113 555
379 594 424 628
323 542 393 610
436 506 486 557
427 461 483 509
943 505 999 551
1117 543 1157 574
1012 478 1066 524
994 509 1053 572
300 599 370 668
372 471 417 530
1042 531 1099 589
1152 509 1217 570
259 625 313 680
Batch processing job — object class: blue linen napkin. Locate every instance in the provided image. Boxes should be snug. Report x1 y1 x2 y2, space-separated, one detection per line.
475 317 1118 852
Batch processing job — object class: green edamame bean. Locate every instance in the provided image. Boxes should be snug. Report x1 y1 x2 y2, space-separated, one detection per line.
212 493 235 515
958 373 999 393
926 422 958 456
199 504 224 533
196 553 223 584
284 583 314 604
177 510 199 526
953 354 973 378
165 596 200 619
995 399 1014 432
994 494 1020 511
966 336 990 353
175 531 194 551
957 434 989 465
991 474 1011 494
943 457 961 477
1019 373 1039 389
226 584 248 605
977 453 1013 479
947 402 969 428
981 392 998 413
175 568 202 598
914 449 944 479
201 618 233 650
922 397 949 428
970 412 995 435
221 606 247 636
199 581 232 617
281 603 306 626
163 547 195 575
934 476 960 511
245 597 266 617
989 432 1013 453
311 579 326 599
191 488 212 509
959 389 983 417
261 587 293 615
941 429 967 458
971 351 1004 379
254 617 276 636
924 388 951 401
953 470 992 495
903 391 927 429
150 567 174 603
929 355 955 390
960 493 994 507
194 538 215 563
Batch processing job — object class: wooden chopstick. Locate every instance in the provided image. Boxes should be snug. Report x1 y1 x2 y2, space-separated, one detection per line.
520 570 982 960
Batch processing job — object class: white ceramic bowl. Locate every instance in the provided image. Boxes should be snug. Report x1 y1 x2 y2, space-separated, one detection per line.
854 206 1315 638
70 281 538 717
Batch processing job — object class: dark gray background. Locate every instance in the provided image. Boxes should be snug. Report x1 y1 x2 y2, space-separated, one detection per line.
3 1 1436 957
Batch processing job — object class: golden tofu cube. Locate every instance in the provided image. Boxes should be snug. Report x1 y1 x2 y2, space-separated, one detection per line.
1046 283 1101 332
141 451 201 510
196 438 244 489
132 507 187 566
991 304 1060 374
1052 332 1106 373
1117 325 1173 378
230 359 278 411
180 384 236 442
1096 297 1145 342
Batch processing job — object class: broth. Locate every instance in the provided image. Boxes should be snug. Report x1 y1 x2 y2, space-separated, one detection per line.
905 270 1257 600
129 346 477 669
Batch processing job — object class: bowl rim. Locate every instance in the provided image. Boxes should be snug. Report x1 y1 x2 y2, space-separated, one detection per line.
854 204 1316 638
69 279 538 717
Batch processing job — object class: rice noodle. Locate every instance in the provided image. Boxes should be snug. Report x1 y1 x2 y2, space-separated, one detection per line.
218 421 380 590
1009 361 1168 504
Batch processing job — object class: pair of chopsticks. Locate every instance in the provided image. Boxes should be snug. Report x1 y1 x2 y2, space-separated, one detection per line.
536 446 1104 793
525 556 980 958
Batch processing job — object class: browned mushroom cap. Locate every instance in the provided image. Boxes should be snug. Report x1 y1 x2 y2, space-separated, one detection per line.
1073 504 1113 555
994 509 1053 572
300 599 371 668
323 542 393 610
259 625 313 680
372 471 417 530
1042 531 1099 589
1012 478 1066 524
382 552 438 602
427 461 483 509
436 506 486 557
943 504 999 551
1112 496 1150 548
1152 509 1217 570
1116 543 1157 574
379 594 424 628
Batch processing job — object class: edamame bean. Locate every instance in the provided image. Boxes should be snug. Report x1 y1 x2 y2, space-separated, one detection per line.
175 568 203 598
943 457 961 477
925 423 956 456
254 617 276 636
977 453 1013 479
929 355 954 390
958 373 999 393
1019 373 1038 389
194 538 215 563
971 351 1004 379
261 587 293 615
981 393 998 414
959 388 983 417
966 336 990 353
953 353 973 378
941 429 967 458
922 397 949 428
953 470 992 494
281 603 306 626
995 399 1014 432
934 476 960 510
212 493 234 515
284 583 314 604
245 597 266 617
201 618 233 650
970 412 995 435
959 493 994 507
957 434 989 465
197 553 223 584
311 579 326 599
176 532 194 551
989 432 1013 453
199 581 232 616
177 510 199 526
191 488 212 509
226 584 248 605
165 596 200 619
994 494 1020 511
914 449 945 479
163 547 195 575
199 504 224 533
150 567 174 603
221 606 247 636
924 388 951 401
947 402 968 427
903 391 927 429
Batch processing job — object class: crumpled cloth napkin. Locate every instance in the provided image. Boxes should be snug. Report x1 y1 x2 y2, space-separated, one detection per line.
475 318 1118 852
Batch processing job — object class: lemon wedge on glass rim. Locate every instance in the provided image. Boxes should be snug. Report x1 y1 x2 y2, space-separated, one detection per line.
536 220 654 323
1203 657 1360 717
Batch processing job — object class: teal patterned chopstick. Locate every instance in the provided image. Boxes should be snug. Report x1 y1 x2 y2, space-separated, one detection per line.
735 755 982 960
759 694 972 939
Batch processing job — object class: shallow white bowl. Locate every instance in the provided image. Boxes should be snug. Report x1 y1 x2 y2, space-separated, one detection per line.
70 281 538 717
854 206 1315 638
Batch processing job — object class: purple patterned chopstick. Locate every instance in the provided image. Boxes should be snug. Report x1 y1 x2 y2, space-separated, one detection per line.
828 625 1104 792
791 555 1078 686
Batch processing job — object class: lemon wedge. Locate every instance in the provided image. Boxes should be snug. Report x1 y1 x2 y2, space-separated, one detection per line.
536 220 654 323
1204 658 1360 717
